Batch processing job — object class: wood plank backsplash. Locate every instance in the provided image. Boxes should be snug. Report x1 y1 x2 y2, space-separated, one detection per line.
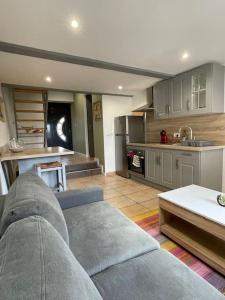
145 112 225 145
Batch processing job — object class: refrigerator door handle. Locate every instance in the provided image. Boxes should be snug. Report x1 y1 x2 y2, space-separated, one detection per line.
115 133 129 136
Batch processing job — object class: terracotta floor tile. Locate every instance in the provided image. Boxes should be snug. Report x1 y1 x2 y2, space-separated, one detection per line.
68 174 163 217
140 198 159 210
119 185 143 195
120 204 149 217
106 196 136 209
67 181 86 189
127 190 159 202
104 189 121 200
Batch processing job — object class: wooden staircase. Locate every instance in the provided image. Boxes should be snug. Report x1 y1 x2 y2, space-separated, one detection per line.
13 88 48 148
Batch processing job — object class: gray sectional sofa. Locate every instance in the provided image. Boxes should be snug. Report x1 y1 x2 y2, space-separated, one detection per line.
0 172 224 300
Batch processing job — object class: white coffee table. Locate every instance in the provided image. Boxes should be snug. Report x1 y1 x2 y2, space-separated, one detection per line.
159 185 225 276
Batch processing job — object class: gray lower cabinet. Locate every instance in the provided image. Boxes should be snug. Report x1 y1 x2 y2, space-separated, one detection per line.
145 149 162 184
174 152 200 187
145 149 176 189
145 148 224 191
161 150 176 188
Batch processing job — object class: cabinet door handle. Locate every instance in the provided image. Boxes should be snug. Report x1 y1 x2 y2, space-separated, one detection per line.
168 104 171 113
181 152 192 156
155 156 158 165
176 159 179 170
187 99 191 111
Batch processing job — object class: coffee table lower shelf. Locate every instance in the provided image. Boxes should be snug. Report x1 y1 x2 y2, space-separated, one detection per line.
160 203 225 276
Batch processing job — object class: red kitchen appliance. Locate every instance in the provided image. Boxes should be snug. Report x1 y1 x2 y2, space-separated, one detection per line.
160 130 168 144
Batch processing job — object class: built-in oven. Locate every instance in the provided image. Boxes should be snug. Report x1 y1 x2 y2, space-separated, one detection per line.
127 149 145 177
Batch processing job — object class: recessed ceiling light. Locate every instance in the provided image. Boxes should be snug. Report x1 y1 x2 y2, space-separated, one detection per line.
118 85 123 90
71 19 79 28
45 76 52 83
182 52 190 60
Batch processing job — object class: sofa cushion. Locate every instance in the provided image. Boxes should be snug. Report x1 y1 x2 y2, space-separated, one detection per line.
92 249 224 300
0 172 69 244
63 201 159 276
0 216 103 300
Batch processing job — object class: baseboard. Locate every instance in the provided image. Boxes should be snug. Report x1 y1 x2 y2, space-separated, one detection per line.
105 171 116 176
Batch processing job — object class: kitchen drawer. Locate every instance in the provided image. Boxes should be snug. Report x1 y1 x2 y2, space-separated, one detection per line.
174 150 200 160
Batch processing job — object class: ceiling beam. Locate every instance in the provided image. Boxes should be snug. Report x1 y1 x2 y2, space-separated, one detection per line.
1 83 133 97
0 41 172 79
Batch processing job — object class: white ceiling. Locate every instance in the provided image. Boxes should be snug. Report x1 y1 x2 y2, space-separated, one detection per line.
0 0 225 92
0 52 159 94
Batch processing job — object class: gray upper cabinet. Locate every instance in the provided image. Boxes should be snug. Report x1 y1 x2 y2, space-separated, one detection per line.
186 63 224 115
153 80 170 119
153 63 224 119
169 73 188 117
186 64 211 115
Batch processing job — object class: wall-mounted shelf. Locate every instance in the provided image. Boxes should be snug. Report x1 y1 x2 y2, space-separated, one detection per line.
18 134 45 138
23 142 44 145
16 109 46 113
15 100 45 104
17 119 45 122
17 128 44 131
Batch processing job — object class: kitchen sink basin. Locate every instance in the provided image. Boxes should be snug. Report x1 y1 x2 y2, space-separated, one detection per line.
180 140 214 147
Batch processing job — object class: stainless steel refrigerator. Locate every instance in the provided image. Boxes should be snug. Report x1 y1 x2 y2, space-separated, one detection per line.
115 116 144 178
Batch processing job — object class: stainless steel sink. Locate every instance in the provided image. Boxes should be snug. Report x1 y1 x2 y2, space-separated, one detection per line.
180 140 214 147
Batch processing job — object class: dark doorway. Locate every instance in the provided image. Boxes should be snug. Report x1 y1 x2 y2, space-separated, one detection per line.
47 102 73 150
86 95 95 157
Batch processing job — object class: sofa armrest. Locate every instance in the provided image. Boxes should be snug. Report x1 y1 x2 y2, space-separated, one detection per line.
0 195 5 218
55 186 104 210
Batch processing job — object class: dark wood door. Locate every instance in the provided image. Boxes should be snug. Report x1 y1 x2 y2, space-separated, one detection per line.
47 102 73 150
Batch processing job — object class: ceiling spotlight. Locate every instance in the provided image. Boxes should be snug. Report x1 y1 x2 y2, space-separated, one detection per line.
45 76 52 83
71 19 79 28
118 85 123 90
182 52 190 60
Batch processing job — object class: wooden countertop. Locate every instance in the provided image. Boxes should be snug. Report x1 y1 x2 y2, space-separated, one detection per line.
0 147 74 162
127 143 225 152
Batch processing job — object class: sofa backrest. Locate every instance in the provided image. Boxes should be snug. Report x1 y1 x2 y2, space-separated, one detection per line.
0 216 103 300
0 172 69 244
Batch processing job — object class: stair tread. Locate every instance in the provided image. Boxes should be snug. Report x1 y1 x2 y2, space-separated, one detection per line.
66 168 102 179
65 161 99 172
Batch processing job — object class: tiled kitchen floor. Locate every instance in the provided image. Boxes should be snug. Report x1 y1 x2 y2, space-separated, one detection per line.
67 174 161 217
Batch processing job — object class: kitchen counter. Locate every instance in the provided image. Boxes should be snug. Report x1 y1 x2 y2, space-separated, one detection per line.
127 143 225 152
0 147 74 194
0 147 74 162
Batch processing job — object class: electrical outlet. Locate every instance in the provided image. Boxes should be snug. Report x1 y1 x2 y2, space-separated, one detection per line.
173 132 180 138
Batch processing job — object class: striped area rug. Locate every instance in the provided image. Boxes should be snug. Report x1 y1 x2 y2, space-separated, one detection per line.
132 209 225 295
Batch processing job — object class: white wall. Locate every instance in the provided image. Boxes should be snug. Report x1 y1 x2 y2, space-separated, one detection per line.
48 91 74 103
0 83 10 195
131 89 148 110
102 95 133 174
71 93 88 155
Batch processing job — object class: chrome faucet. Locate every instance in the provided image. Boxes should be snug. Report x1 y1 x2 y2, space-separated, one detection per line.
179 126 193 140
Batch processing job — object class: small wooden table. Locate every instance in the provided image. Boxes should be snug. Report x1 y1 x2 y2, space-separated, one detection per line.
159 185 225 276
